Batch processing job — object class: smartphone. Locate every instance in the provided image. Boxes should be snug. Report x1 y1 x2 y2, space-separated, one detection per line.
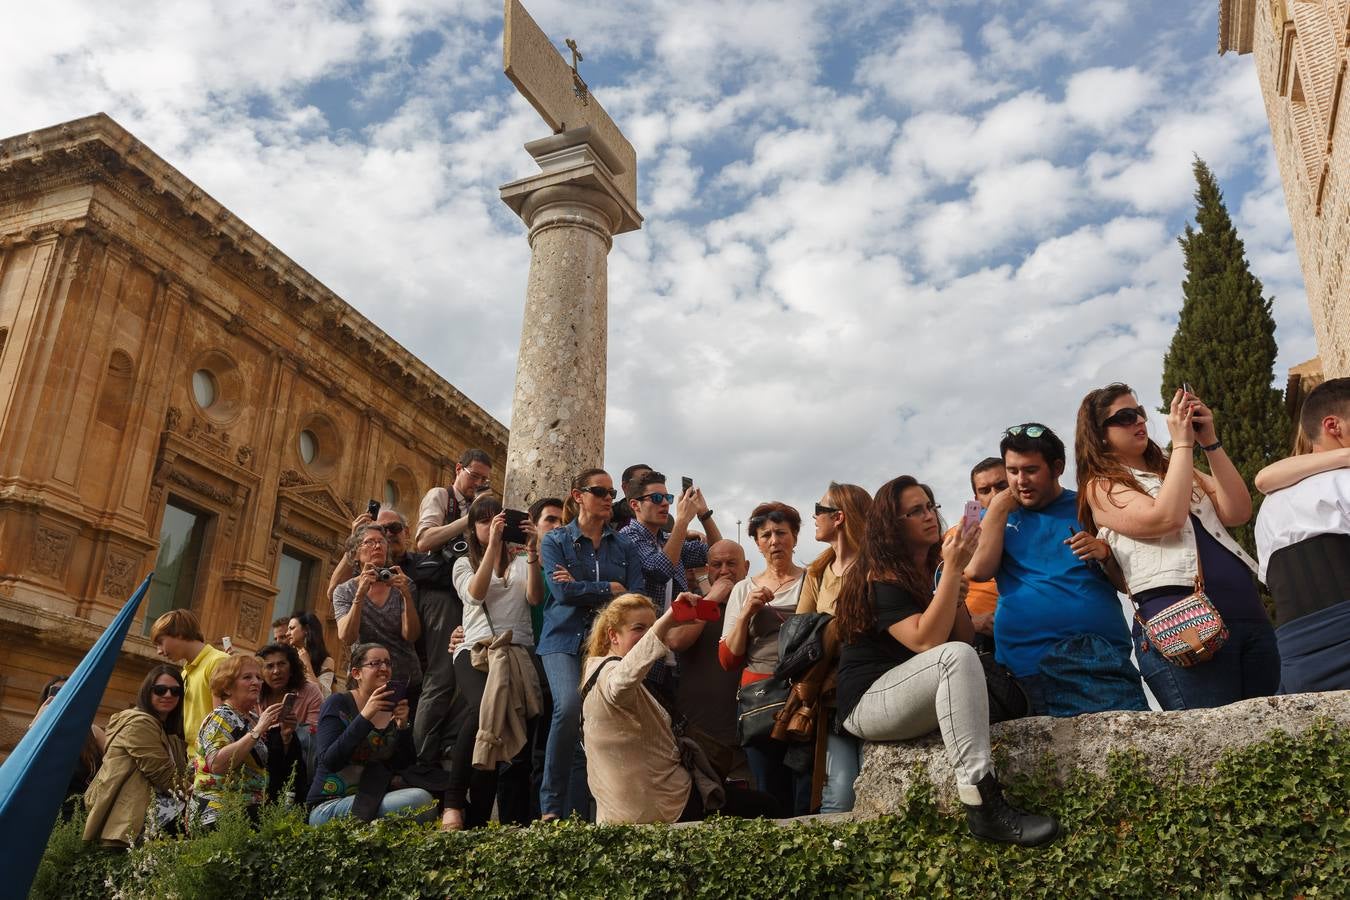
221 635 233 653
681 476 694 494
961 500 982 533
367 498 381 519
1182 382 1193 396
672 597 720 622
503 508 530 544
282 692 297 713
385 679 408 705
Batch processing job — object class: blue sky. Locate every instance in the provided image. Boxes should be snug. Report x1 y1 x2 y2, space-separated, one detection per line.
1 0 1313 553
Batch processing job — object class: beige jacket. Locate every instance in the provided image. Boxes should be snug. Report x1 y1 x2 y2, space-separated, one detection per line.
470 631 542 771
582 629 691 824
83 708 186 846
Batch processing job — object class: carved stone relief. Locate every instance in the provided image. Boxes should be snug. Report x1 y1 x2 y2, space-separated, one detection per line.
167 469 232 505
31 526 73 579
101 551 138 598
237 600 263 641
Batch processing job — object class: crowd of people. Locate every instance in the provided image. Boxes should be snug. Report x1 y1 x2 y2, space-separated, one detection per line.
38 377 1350 851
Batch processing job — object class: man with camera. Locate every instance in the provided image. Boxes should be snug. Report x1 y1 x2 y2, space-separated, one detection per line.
412 448 493 764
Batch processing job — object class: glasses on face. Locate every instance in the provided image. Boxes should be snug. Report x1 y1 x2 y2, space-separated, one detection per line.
151 684 184 697
1004 424 1046 438
461 468 491 484
359 538 386 549
814 503 840 517
636 492 675 505
579 485 618 500
901 502 941 520
381 522 405 536
1100 405 1147 429
357 659 392 670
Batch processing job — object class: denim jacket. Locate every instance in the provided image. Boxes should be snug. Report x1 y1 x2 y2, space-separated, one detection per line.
538 520 643 656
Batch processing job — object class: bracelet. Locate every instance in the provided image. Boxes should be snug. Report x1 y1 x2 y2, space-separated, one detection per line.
1199 439 1222 452
527 554 540 564
1173 443 1194 450
698 509 714 521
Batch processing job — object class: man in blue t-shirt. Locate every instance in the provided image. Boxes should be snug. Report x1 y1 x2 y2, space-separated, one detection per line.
966 423 1147 716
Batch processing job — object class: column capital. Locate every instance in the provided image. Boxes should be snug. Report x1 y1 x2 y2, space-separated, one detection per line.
500 126 642 235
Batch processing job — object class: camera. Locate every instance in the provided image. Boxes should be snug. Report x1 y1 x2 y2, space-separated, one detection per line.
376 567 394 582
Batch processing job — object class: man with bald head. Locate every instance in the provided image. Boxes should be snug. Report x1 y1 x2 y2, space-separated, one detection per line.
675 539 751 780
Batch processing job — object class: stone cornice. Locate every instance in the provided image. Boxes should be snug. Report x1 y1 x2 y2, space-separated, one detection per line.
0 113 507 450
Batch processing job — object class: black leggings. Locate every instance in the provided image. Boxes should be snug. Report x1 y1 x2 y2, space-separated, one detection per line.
446 651 536 826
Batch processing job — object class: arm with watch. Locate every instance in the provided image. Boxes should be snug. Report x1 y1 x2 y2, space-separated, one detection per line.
1185 394 1253 527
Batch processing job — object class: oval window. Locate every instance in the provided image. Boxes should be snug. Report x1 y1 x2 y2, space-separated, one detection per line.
298 430 318 465
192 369 217 409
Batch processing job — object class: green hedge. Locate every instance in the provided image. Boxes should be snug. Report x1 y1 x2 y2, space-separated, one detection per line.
33 721 1350 899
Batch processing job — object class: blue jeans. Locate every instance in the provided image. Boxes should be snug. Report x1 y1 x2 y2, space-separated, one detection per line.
307 788 436 826
1021 633 1148 717
539 651 592 820
1135 618 1281 710
820 731 861 814
745 742 811 817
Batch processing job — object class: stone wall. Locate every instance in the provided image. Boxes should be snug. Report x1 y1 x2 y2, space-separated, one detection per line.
0 115 508 755
1224 0 1350 378
853 691 1350 814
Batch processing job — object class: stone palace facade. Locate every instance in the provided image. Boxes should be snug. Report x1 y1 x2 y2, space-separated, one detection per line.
0 114 507 755
1222 0 1350 385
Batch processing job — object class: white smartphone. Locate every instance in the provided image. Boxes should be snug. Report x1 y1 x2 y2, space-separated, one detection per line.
221 635 233 653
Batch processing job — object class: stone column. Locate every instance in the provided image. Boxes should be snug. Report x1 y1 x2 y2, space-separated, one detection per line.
499 127 640 509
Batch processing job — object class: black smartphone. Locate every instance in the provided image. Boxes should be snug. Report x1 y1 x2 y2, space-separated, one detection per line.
367 498 381 519
385 679 408 705
503 508 529 544
681 476 694 494
282 692 297 714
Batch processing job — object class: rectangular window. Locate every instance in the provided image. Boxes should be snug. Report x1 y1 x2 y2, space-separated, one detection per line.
272 547 316 625
144 498 209 635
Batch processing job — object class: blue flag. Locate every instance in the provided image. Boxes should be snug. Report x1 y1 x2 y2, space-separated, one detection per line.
0 573 152 900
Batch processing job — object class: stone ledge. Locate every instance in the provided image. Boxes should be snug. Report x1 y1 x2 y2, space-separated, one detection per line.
853 691 1350 814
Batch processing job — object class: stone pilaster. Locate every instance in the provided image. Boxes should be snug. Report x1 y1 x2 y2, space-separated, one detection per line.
499 127 640 509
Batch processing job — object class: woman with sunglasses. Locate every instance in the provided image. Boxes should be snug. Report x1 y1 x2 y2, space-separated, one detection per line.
285 610 335 697
1075 383 1278 709
719 501 809 815
835 476 1058 845
83 665 189 847
796 483 872 813
538 467 643 821
307 643 433 825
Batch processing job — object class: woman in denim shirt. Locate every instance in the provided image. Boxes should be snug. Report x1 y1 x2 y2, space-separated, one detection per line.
537 467 643 820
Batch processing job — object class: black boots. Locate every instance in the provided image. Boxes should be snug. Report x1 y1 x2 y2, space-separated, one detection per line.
962 773 1060 847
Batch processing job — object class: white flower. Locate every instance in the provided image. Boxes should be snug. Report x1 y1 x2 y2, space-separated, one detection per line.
832 839 845 850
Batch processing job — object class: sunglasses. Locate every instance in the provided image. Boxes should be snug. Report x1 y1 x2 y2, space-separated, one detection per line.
635 492 675 505
151 684 184 697
381 522 405 536
1004 424 1047 438
814 503 840 516
1100 405 1147 429
579 486 619 500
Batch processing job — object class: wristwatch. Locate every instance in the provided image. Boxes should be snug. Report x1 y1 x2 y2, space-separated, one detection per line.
698 509 714 521
1199 439 1222 452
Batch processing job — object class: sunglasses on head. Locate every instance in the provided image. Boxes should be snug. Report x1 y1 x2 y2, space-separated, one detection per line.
1100 405 1147 429
1004 424 1047 438
151 684 184 697
579 485 618 500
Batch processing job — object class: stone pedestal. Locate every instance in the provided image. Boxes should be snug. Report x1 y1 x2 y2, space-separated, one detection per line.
499 127 641 508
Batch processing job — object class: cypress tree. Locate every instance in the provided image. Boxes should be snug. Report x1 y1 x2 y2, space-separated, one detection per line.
1161 158 1288 555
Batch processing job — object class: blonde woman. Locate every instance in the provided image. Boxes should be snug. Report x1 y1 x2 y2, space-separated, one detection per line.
581 593 778 824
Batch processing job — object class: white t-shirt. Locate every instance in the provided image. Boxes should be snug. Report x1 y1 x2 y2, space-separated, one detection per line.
720 574 803 676
452 554 535 657
1255 468 1350 581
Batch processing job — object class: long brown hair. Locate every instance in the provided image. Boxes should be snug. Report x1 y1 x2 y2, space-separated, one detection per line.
835 477 943 643
807 482 872 580
1074 382 1169 533
138 664 186 740
465 493 510 579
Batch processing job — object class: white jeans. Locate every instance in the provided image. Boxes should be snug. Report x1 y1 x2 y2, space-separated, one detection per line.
842 642 992 793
